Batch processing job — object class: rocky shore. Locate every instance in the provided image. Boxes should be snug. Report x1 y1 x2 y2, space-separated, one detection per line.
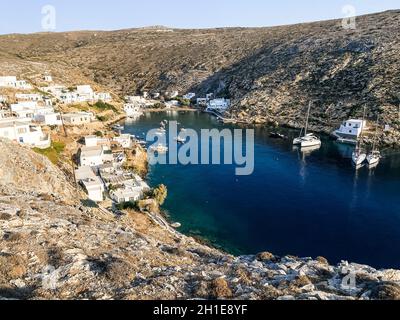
1 138 400 300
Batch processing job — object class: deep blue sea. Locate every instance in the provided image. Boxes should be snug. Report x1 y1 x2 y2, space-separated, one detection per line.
124 111 400 269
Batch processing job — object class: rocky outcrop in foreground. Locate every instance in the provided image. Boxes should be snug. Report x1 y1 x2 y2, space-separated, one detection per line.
1 139 400 300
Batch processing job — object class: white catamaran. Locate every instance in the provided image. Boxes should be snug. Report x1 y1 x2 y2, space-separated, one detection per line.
293 102 322 148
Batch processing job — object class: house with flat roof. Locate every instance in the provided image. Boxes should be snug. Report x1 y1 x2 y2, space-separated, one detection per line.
75 166 105 202
334 119 367 142
62 112 94 125
0 118 51 149
206 98 231 112
0 76 32 90
79 145 113 167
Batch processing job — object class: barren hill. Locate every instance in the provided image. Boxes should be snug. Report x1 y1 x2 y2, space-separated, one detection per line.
1 10 400 136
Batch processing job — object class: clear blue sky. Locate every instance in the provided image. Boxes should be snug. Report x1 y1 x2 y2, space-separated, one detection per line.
0 0 398 34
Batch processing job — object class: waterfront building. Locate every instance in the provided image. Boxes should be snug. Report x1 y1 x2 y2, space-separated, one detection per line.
334 119 367 143
206 98 231 112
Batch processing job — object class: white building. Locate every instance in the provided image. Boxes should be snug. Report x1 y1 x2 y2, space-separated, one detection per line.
79 145 113 167
44 75 53 82
76 85 94 102
183 93 196 100
16 93 43 101
94 92 112 102
110 176 150 204
35 112 62 126
62 112 94 125
206 98 231 112
165 100 180 109
124 104 143 118
0 76 32 90
0 118 51 149
75 166 105 202
113 134 133 149
0 95 7 103
84 135 109 147
169 91 179 99
59 92 79 104
334 119 367 141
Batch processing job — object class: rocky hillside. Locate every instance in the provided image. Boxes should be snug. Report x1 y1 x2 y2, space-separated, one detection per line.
1 10 400 136
1 138 400 300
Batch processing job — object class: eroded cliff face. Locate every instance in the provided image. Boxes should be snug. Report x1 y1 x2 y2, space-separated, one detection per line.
1 139 400 300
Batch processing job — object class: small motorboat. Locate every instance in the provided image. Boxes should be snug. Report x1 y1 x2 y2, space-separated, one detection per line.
112 124 124 131
174 137 186 144
149 144 169 153
269 132 286 139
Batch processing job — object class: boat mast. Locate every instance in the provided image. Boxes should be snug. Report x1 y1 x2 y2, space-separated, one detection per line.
372 114 379 152
304 101 312 136
357 106 367 150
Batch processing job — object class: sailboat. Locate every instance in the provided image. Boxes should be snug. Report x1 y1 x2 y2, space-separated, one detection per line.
293 102 321 148
352 107 367 166
367 115 381 167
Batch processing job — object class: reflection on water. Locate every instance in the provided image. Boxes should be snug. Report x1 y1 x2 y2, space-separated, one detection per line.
123 111 400 269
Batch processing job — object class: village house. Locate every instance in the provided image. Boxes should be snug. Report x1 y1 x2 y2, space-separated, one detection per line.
75 166 105 202
165 100 180 109
84 135 110 147
44 75 53 82
334 119 367 142
0 76 32 90
62 112 94 125
113 134 133 149
10 102 62 126
0 118 51 149
0 95 7 103
79 145 113 167
206 98 231 112
16 93 43 102
109 176 150 204
35 112 63 126
183 92 196 100
94 92 112 102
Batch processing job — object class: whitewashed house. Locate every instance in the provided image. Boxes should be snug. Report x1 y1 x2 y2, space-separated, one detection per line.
0 95 7 103
334 119 367 141
183 93 196 100
76 85 95 102
16 93 43 101
0 76 32 89
206 98 231 112
62 112 94 125
35 112 62 126
79 145 113 167
94 92 112 102
0 118 51 149
44 75 53 82
113 134 133 149
110 176 150 204
60 92 79 104
75 166 105 202
84 135 109 147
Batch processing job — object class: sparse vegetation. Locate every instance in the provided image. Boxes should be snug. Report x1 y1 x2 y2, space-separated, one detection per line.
151 184 168 205
33 141 66 164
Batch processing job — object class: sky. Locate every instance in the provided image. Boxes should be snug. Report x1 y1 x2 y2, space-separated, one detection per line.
0 0 398 35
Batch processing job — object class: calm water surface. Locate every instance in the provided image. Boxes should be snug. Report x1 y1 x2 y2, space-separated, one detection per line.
124 111 400 269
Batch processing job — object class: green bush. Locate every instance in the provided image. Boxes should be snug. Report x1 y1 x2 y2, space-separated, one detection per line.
93 100 117 112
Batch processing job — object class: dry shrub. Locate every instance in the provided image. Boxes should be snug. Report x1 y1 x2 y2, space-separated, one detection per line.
211 278 233 299
0 255 27 283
